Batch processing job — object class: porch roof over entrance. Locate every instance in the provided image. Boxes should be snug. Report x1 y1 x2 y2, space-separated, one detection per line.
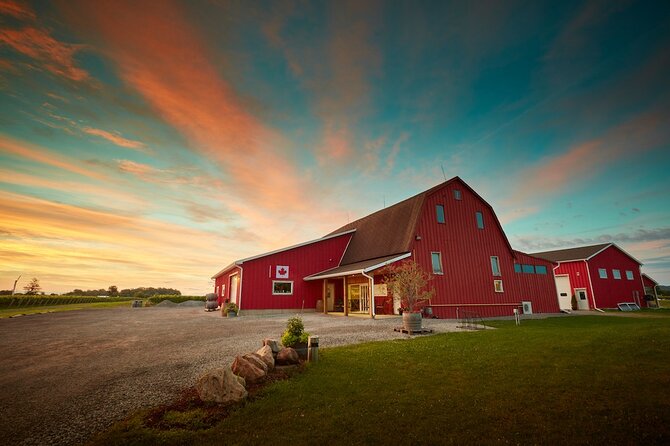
304 252 411 281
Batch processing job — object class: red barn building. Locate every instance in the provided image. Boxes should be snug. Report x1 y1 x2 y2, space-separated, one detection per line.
532 243 647 311
642 273 660 308
213 177 561 318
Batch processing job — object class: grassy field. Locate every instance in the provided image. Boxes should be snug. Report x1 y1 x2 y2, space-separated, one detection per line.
92 316 670 445
0 300 138 318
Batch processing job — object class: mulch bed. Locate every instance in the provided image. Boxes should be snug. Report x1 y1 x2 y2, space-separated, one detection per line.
144 364 304 431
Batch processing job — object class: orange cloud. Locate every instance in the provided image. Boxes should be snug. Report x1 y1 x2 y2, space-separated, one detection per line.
59 0 339 248
0 0 35 20
82 127 149 152
0 191 242 293
506 107 669 207
0 26 89 81
0 133 107 181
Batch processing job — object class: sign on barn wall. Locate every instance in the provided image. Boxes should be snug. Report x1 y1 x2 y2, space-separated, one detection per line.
276 265 289 279
373 284 387 296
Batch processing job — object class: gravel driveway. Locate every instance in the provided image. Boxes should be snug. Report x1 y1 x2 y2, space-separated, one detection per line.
0 307 463 445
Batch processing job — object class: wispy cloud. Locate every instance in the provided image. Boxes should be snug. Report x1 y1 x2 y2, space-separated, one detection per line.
0 133 107 181
505 106 669 208
0 1 89 82
82 127 149 152
0 190 238 292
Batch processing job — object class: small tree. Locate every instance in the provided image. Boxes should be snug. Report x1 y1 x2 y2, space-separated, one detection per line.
23 277 41 295
382 260 434 312
108 285 119 297
281 316 310 347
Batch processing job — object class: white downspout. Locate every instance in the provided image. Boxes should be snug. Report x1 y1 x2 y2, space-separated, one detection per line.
362 270 375 319
584 260 603 312
237 264 244 314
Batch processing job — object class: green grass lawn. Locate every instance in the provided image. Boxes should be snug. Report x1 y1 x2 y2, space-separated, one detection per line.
91 316 670 445
0 300 136 318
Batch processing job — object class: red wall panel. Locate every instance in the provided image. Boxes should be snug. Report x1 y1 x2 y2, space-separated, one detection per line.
587 246 645 308
554 261 593 309
237 233 352 310
410 181 560 318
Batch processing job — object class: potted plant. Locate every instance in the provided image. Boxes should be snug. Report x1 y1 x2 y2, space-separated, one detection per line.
223 302 239 317
281 316 310 359
383 260 434 332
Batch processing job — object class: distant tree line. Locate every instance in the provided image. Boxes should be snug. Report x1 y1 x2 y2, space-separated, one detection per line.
0 286 181 297
63 286 182 297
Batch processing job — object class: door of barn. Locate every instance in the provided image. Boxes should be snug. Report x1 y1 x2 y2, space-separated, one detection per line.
229 274 240 305
555 275 572 311
575 288 589 310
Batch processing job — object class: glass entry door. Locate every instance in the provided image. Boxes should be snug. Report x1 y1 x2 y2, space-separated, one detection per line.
348 284 369 313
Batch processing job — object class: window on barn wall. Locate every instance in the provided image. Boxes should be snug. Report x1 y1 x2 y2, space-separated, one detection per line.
490 256 501 276
476 211 484 229
626 270 634 280
514 263 522 273
612 269 621 280
431 252 443 274
522 264 534 273
272 281 293 295
436 205 445 223
494 280 504 293
453 189 462 200
535 265 547 274
598 268 608 279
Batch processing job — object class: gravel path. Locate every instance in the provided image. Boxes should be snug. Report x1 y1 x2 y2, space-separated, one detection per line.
0 307 463 445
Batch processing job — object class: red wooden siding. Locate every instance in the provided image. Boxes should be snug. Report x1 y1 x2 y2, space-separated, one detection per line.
554 261 593 309
410 180 560 318
214 267 241 307
236 233 352 310
587 246 645 308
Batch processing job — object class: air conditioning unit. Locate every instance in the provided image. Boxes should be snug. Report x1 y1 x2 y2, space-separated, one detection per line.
522 301 533 315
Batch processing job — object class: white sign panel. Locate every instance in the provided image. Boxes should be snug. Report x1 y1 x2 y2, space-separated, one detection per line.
373 284 388 297
276 265 289 279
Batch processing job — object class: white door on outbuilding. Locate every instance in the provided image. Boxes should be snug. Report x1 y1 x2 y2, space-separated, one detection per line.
555 275 572 310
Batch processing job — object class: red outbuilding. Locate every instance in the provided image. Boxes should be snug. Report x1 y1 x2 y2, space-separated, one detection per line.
642 273 661 308
213 177 561 318
532 243 648 311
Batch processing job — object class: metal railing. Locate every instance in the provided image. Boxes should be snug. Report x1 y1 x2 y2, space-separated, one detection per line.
457 310 486 330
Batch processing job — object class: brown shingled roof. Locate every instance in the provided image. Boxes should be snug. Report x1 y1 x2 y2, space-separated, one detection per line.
326 179 457 265
327 176 516 266
531 243 612 262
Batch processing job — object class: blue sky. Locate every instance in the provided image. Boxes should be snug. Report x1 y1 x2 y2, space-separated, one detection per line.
1 0 669 293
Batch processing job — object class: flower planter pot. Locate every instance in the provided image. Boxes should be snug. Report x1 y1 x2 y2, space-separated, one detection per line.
227 311 237 318
402 312 422 332
289 342 308 360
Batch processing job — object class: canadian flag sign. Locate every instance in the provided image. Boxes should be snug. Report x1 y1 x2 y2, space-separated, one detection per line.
276 265 289 279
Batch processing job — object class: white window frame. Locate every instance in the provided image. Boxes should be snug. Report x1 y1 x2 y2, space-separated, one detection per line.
612 269 621 280
494 279 504 293
598 268 608 279
625 270 634 280
272 280 294 295
490 256 501 276
453 189 462 200
431 252 444 275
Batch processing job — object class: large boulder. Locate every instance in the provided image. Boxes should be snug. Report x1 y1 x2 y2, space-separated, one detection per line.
276 347 300 365
255 345 275 371
263 338 280 355
195 368 247 405
243 353 268 374
231 355 266 383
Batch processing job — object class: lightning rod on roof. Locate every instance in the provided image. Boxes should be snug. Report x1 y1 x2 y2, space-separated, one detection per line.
441 164 447 181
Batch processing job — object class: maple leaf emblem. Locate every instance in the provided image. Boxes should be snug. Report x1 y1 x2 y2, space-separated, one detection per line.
278 267 287 275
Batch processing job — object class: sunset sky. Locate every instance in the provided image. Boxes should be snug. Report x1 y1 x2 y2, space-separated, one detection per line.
1 0 669 294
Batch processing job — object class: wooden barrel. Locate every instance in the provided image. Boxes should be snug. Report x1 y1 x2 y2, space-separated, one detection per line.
402 312 422 331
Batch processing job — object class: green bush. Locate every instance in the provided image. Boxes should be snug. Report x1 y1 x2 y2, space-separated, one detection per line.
146 295 206 305
281 316 310 347
223 302 239 314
